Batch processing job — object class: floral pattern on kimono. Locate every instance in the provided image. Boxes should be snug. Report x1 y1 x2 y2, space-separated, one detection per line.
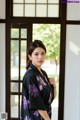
21 64 54 120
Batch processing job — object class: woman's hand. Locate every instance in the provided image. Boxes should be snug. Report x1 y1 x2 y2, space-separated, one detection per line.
38 110 50 120
49 78 56 88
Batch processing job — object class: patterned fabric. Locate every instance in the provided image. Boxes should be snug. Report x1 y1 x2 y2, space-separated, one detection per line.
21 64 54 120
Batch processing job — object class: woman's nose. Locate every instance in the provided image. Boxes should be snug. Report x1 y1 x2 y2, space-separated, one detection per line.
39 54 42 58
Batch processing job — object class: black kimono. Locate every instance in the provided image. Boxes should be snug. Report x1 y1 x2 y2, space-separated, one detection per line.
21 64 54 120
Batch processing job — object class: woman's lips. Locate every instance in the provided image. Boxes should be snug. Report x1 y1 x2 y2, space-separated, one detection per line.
38 61 43 63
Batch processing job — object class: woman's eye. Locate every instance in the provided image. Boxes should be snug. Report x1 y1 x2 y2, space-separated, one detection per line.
42 52 45 55
35 53 38 56
34 52 45 56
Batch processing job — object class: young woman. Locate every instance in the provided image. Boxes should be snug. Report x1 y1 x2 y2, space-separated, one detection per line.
21 40 56 120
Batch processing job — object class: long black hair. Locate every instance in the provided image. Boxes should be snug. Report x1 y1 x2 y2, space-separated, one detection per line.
27 40 46 69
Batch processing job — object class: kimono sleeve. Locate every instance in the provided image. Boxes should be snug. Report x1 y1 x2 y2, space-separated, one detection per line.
25 73 47 110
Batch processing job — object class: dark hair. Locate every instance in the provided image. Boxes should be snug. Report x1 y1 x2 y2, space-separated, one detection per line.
27 40 46 69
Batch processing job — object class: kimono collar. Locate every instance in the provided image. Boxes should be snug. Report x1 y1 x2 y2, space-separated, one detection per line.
30 64 41 72
30 64 43 76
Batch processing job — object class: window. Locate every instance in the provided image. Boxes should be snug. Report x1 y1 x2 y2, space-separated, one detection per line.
12 0 59 17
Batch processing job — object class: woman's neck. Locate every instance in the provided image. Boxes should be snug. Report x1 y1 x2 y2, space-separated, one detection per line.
32 63 42 74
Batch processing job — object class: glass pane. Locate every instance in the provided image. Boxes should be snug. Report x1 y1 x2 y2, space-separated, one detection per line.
11 40 19 80
20 83 22 92
11 95 18 118
65 25 80 120
25 5 35 17
13 0 24 3
20 95 22 118
13 4 23 16
48 0 59 3
48 5 59 17
67 4 80 20
37 0 47 3
11 83 19 92
21 29 27 38
20 41 27 80
25 0 35 3
33 24 60 120
11 29 19 38
36 5 46 17
0 0 5 19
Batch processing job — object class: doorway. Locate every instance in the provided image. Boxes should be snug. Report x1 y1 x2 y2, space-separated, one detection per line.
33 24 60 120
6 23 60 120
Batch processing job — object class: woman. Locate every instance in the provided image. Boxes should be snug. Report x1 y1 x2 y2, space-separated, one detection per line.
21 40 56 120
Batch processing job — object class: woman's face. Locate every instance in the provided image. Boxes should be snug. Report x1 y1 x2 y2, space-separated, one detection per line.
29 47 46 68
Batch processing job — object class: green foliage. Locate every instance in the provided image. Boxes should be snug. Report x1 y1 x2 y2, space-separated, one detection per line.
33 24 60 62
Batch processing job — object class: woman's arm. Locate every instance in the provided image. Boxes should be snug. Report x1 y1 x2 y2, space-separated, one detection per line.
38 110 50 120
49 78 57 98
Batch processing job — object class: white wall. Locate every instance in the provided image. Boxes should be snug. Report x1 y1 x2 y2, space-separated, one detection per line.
64 3 80 120
0 0 5 19
67 3 80 20
0 24 5 112
64 25 80 120
0 0 6 114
